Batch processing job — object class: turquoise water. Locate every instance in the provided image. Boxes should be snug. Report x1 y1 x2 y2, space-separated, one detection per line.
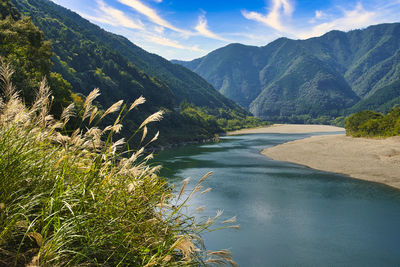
155 133 400 266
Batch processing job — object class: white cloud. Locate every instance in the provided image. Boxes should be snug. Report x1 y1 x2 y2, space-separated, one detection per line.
78 0 144 30
309 10 328 24
315 10 326 19
117 0 230 42
241 0 399 42
147 35 204 52
51 0 400 60
195 14 229 41
117 0 191 35
79 0 143 30
153 25 164 34
300 3 378 38
242 0 294 32
75 0 207 55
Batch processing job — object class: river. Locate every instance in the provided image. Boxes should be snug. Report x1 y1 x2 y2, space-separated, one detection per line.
155 132 400 266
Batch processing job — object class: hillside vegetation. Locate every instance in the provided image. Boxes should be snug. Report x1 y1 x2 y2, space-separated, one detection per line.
12 0 240 109
10 0 262 145
0 61 238 266
345 108 400 137
175 23 400 123
0 13 73 117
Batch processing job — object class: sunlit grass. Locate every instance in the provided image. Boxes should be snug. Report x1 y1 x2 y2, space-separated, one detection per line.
0 60 238 266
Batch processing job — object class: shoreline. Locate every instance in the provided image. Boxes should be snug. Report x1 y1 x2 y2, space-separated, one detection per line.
262 133 400 190
227 124 345 135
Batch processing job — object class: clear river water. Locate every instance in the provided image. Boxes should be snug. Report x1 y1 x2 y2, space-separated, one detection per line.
155 132 400 266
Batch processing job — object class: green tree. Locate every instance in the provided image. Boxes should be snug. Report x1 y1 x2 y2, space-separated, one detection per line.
345 110 383 137
0 7 72 116
345 108 400 137
0 0 20 20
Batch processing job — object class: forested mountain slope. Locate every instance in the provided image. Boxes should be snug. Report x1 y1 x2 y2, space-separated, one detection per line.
10 0 257 144
175 23 400 122
12 0 242 111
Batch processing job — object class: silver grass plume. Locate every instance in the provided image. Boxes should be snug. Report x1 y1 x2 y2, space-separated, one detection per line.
82 88 100 121
128 96 146 111
100 100 123 120
139 110 164 129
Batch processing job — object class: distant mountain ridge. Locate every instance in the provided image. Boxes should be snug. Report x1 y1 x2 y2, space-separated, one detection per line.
174 23 400 122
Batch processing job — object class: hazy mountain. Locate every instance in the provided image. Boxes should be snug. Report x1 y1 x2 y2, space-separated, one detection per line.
174 23 400 121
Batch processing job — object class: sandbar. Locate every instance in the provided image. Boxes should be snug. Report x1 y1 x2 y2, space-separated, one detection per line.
227 124 344 135
262 134 400 190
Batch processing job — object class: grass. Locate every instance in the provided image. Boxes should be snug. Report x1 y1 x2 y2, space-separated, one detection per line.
0 60 238 266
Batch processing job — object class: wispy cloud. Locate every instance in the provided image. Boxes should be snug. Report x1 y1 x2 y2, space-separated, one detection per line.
241 0 294 32
300 3 378 38
315 10 326 19
79 0 143 30
195 14 229 41
147 35 204 52
51 0 400 60
117 0 190 35
116 0 229 42
77 0 202 52
309 10 328 24
242 0 398 41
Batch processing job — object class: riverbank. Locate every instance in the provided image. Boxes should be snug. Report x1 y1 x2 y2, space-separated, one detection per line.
227 124 344 135
262 134 400 190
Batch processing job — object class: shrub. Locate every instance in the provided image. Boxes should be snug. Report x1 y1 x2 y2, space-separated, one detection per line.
345 108 400 137
345 110 383 137
0 61 238 266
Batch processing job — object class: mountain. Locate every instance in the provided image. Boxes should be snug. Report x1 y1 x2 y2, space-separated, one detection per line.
10 0 256 144
347 80 400 113
12 0 243 111
174 23 400 122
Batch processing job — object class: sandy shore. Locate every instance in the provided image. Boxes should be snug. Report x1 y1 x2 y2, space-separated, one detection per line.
227 124 344 135
262 134 400 190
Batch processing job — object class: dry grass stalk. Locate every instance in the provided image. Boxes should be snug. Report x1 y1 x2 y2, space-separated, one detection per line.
82 88 100 120
178 178 190 201
199 171 213 184
139 110 164 129
201 188 212 194
128 95 146 111
88 106 98 125
141 126 148 143
100 99 123 120
0 61 238 266
222 216 237 224
172 235 196 260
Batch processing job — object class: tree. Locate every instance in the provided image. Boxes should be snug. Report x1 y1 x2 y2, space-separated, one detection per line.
0 5 72 116
0 0 20 20
345 110 383 136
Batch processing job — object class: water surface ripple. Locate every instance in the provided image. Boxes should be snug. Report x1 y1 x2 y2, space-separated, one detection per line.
156 133 400 266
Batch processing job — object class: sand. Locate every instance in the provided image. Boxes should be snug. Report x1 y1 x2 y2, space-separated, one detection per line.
262 134 400 190
227 124 345 135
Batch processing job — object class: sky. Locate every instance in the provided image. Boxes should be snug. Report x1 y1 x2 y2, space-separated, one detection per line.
51 0 400 60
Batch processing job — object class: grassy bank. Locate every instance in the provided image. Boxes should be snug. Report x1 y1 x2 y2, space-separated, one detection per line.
0 62 238 266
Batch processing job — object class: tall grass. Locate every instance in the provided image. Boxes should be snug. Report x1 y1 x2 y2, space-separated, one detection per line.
0 60 238 266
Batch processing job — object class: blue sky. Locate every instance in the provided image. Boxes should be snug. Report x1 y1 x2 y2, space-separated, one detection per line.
51 0 400 60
